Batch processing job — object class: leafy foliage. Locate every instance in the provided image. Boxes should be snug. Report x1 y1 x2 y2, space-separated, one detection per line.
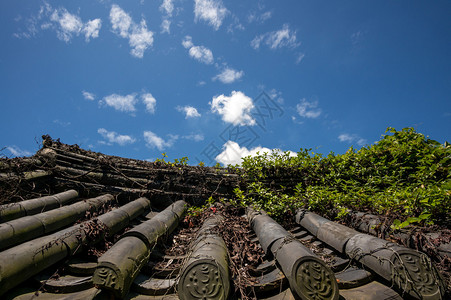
154 152 189 166
235 127 450 227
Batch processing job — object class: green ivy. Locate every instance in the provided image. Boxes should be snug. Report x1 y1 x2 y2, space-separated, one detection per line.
233 182 300 222
234 127 450 226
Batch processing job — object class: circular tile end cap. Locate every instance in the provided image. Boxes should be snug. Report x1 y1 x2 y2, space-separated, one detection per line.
177 259 229 300
391 249 445 300
292 257 339 300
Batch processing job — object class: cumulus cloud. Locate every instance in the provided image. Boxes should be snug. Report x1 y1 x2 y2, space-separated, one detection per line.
110 4 154 58
129 21 154 58
5 146 32 157
160 0 174 16
213 67 244 84
159 0 174 34
182 35 194 48
215 141 296 166
194 0 228 30
16 4 102 42
82 18 102 41
50 8 83 42
110 4 131 37
143 131 177 150
82 90 95 101
176 106 201 118
189 46 214 64
210 91 255 126
182 36 214 64
99 92 157 114
98 128 136 146
142 93 157 114
251 24 299 50
338 134 367 146
101 93 137 113
296 98 321 119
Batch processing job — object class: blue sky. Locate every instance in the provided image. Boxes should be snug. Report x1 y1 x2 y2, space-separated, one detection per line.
1 0 450 165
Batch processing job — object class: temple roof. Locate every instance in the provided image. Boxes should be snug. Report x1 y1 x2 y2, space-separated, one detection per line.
0 138 448 299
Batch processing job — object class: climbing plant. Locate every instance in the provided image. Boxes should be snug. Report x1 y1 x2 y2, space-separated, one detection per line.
234 127 450 227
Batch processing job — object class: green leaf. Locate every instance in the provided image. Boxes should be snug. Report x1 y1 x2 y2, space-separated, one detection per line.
419 213 431 220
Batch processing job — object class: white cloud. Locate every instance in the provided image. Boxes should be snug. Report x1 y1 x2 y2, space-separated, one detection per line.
189 46 214 64
215 141 296 166
182 36 214 64
194 0 228 30
210 91 255 126
53 119 71 127
160 19 171 34
110 4 154 58
338 134 353 143
177 106 201 118
296 98 321 119
17 4 102 43
183 133 204 142
82 90 95 101
160 1 174 34
143 131 177 150
101 93 137 113
98 128 136 146
182 35 194 48
351 31 363 45
338 134 367 146
142 93 156 114
110 4 131 37
268 88 284 104
251 24 299 50
14 11 43 39
99 92 156 114
160 0 174 16
213 67 244 84
227 15 244 33
50 8 82 42
129 20 154 58
28 5 103 43
266 24 299 49
259 11 272 22
248 11 272 23
14 3 51 39
250 35 264 49
296 53 305 64
82 18 102 41
5 146 32 157
357 139 367 146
